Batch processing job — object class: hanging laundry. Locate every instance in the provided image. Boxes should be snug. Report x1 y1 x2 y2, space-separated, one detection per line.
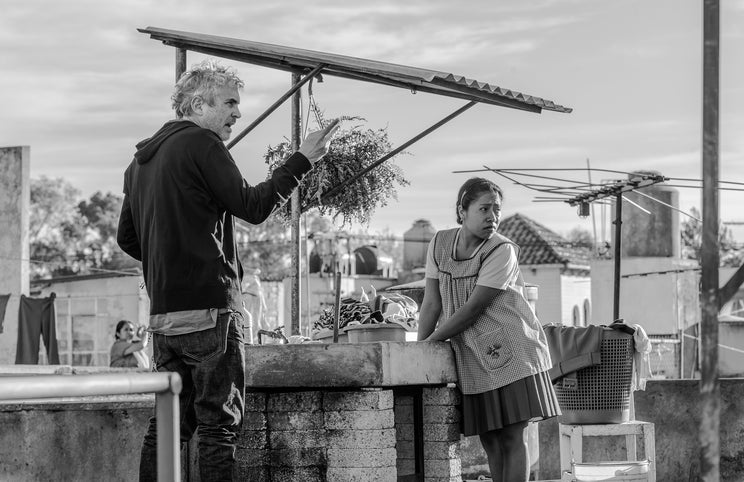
0 293 10 333
15 293 60 365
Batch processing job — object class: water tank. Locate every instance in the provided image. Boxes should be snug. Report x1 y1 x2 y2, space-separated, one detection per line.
403 219 436 270
618 171 680 258
354 245 392 276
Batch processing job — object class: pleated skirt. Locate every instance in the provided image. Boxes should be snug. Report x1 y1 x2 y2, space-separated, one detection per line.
461 370 561 436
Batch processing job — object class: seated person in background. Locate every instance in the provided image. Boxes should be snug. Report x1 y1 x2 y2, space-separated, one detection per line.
110 319 149 368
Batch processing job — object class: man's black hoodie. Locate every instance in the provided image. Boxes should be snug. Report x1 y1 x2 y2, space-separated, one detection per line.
117 120 311 315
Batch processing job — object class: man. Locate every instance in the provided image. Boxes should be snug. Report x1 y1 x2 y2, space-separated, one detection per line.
117 59 339 481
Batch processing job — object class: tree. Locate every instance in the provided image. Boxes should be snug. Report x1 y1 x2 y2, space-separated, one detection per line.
681 207 743 267
29 177 138 279
565 226 595 249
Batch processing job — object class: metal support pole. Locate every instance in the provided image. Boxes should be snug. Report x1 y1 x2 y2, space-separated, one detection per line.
290 71 302 336
613 192 622 321
175 48 187 82
157 374 182 482
700 1 720 480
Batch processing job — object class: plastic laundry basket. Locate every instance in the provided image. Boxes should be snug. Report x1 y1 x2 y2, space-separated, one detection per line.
554 327 635 424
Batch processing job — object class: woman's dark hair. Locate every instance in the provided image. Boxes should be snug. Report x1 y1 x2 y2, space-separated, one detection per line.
114 320 133 340
455 177 503 224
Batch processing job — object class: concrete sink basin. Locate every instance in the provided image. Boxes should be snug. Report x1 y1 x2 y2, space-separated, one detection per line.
244 341 457 388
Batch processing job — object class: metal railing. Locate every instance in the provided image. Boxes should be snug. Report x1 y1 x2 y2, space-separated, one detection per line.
0 372 182 481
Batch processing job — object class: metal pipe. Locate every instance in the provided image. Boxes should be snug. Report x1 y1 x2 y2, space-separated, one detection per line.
227 64 324 150
700 1 721 480
0 372 182 481
333 271 342 343
613 192 622 321
290 71 302 336
0 372 179 399
306 100 478 210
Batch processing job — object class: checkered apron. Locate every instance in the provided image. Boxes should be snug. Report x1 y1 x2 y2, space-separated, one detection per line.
432 228 552 395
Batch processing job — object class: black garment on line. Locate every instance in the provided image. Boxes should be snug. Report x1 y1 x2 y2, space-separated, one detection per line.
15 293 60 364
0 293 9 334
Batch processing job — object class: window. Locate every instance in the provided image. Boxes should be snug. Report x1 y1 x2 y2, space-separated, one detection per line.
54 296 117 366
572 305 581 326
583 299 592 326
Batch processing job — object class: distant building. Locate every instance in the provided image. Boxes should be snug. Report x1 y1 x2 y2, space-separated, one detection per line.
30 272 148 366
499 213 592 326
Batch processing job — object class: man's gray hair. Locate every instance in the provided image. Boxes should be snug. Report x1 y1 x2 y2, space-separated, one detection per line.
171 59 244 118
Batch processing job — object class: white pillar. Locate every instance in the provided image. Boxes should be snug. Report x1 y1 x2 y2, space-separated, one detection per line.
0 146 30 364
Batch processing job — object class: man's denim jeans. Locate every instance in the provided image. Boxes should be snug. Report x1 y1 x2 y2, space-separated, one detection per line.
139 311 245 481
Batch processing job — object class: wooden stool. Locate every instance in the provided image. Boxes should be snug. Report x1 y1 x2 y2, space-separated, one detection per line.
559 421 656 482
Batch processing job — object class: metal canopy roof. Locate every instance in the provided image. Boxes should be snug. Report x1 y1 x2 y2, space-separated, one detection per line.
138 26 572 114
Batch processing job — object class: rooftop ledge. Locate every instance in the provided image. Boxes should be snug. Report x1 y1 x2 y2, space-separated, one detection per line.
245 341 457 389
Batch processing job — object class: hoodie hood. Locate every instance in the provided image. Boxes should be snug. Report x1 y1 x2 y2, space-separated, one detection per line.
134 120 198 165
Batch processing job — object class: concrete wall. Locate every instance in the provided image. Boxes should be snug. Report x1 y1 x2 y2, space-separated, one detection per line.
32 274 148 366
591 257 700 334
521 265 562 324
560 273 592 326
537 379 744 481
720 322 744 377
2 372 744 481
0 146 30 365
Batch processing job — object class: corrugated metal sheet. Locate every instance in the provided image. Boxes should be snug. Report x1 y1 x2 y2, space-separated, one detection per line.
138 27 572 114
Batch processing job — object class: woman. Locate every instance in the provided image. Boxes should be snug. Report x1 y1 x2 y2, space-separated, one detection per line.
417 177 559 482
110 320 150 368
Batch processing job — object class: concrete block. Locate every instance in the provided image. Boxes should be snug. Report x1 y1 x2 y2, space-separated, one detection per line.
324 408 394 430
234 448 269 467
326 428 396 448
267 411 324 430
423 386 461 406
327 447 397 468
323 389 393 411
269 447 326 467
396 422 414 441
270 429 326 449
237 429 268 449
269 466 324 482
245 391 267 411
396 439 415 459
424 405 461 424
397 457 415 476
423 441 460 460
242 411 267 431
424 458 462 477
424 423 461 442
423 476 463 482
395 403 414 422
235 466 269 482
325 466 397 481
268 391 322 411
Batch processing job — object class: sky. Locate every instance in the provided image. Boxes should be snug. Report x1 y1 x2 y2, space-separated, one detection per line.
3 0 744 243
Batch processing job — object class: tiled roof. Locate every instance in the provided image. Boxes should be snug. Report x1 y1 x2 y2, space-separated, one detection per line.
499 213 592 268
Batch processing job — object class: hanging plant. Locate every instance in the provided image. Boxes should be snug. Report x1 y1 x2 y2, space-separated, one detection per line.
264 105 409 226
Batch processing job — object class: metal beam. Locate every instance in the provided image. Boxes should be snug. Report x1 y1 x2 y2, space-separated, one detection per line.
303 100 478 212
290 72 302 336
